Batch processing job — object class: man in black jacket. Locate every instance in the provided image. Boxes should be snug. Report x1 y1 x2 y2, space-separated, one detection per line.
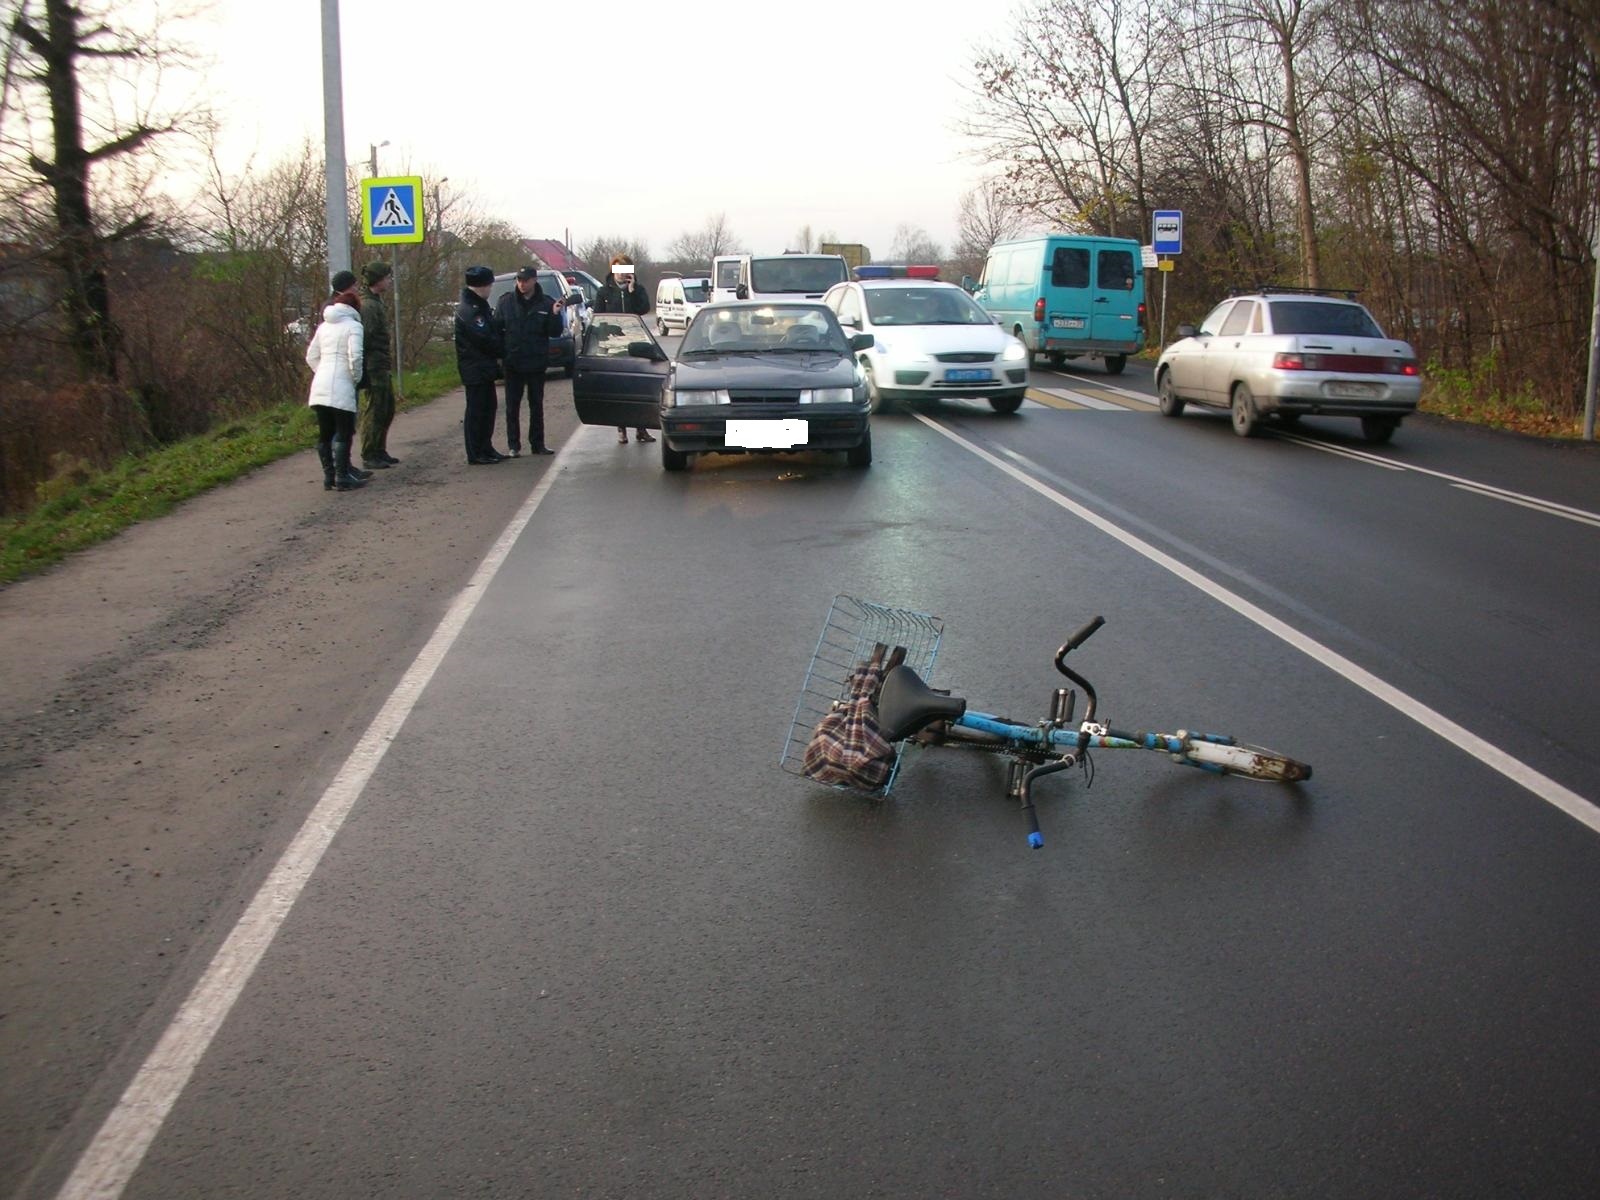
454 265 506 464
495 266 564 456
594 254 654 444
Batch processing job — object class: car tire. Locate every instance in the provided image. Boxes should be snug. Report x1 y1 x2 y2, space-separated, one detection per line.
657 318 667 336
1047 351 1065 367
1361 415 1400 444
1104 354 1127 375
661 439 689 471
1230 382 1259 437
1157 371 1185 417
988 393 1024 415
846 431 872 468
864 365 893 414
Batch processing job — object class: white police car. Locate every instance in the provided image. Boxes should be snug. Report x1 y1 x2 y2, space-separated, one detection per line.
823 269 1030 413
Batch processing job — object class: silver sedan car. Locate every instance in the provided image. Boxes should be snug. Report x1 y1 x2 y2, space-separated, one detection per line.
1155 289 1422 442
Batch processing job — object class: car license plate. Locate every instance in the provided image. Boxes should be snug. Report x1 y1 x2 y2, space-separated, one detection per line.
725 418 807 449
945 368 993 382
1326 382 1380 398
1051 317 1086 329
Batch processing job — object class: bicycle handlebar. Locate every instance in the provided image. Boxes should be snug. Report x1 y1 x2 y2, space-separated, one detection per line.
1054 616 1104 724
1060 615 1105 656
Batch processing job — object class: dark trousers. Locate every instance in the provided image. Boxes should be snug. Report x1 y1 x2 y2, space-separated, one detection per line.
503 364 547 451
463 381 499 461
359 376 396 461
313 404 356 446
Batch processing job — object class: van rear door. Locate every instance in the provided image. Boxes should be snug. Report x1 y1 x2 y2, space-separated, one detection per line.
1090 246 1140 347
1044 245 1091 345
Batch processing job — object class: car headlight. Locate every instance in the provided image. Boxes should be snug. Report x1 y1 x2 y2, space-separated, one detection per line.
665 388 731 408
800 387 856 405
1003 339 1028 362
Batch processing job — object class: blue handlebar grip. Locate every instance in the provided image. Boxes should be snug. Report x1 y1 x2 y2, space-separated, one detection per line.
1028 831 1045 849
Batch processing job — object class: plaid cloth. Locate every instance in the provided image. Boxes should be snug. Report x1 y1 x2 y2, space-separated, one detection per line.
802 643 906 790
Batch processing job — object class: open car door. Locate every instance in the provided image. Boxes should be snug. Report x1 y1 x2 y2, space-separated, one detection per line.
572 313 667 429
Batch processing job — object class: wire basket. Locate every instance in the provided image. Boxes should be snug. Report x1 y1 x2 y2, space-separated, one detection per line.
780 594 945 795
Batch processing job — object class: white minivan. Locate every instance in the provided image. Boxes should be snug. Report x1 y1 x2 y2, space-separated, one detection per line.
655 275 712 334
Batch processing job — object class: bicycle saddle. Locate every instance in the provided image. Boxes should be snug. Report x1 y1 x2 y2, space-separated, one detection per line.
876 665 967 742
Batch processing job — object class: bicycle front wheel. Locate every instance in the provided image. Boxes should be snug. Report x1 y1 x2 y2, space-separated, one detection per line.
1179 738 1312 783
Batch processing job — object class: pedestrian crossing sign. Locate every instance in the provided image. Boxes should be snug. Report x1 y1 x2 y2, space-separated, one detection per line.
361 176 425 244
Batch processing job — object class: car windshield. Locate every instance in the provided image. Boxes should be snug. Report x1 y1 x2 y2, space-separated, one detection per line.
864 286 990 326
749 257 848 294
679 305 848 355
1269 301 1384 338
682 281 710 303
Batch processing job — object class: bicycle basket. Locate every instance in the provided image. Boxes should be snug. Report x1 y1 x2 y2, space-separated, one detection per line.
780 594 945 796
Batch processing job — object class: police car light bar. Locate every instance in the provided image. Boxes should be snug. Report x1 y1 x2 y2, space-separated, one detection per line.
853 265 941 280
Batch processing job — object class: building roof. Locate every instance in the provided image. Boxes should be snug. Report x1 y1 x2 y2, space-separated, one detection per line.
519 239 584 272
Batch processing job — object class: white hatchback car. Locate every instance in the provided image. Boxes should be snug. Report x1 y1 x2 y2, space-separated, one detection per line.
822 275 1030 413
1155 289 1421 442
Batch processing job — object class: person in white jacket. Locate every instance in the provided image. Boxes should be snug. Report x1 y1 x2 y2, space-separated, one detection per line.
305 271 370 491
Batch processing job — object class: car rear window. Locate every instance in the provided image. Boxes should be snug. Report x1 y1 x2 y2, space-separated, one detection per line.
1268 301 1384 337
683 281 710 303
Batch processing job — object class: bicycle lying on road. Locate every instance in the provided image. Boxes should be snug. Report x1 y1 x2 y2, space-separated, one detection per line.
782 596 1312 850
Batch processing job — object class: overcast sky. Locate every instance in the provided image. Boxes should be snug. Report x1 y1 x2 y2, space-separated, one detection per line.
190 0 1018 260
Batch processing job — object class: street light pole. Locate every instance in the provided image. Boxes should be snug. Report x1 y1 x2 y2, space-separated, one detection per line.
320 0 349 287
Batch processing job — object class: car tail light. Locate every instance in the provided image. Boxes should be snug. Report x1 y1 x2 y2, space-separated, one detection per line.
1034 297 1046 322
1137 301 1146 328
1273 352 1322 370
1389 358 1420 376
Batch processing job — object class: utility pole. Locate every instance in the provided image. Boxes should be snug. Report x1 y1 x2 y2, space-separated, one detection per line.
1585 171 1598 441
320 0 349 288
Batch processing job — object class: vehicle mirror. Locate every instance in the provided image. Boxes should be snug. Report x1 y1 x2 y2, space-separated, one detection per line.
735 284 749 300
627 341 666 362
1177 323 1198 339
960 275 977 294
838 315 860 329
849 332 875 352
568 291 583 305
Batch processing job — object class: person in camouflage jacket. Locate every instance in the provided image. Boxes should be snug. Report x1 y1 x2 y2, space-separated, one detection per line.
358 261 398 469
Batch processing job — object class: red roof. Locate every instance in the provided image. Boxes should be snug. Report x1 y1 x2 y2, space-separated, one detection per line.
519 239 584 272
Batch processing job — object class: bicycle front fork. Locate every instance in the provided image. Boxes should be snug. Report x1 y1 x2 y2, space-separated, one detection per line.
1008 756 1079 849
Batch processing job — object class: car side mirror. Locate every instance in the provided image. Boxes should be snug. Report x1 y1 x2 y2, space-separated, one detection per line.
735 284 749 300
568 291 583 305
960 275 977 294
628 341 667 362
848 332 874 352
1176 323 1199 339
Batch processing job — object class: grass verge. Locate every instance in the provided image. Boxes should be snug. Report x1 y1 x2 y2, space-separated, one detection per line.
0 360 461 586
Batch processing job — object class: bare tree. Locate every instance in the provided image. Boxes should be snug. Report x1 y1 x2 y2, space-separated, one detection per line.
887 223 943 264
665 212 740 264
793 223 814 252
951 176 1027 281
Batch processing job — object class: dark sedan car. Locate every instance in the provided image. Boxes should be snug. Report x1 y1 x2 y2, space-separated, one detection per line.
571 302 875 471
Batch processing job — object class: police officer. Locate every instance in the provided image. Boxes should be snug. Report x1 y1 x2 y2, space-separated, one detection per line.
358 261 398 470
454 265 507 464
495 266 564 456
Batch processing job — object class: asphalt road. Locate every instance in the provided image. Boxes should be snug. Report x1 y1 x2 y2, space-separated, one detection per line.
10 357 1600 1199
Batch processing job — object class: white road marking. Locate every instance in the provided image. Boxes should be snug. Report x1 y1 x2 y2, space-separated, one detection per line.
1044 368 1158 404
50 440 583 1200
1036 386 1130 411
916 413 1600 836
1277 432 1600 524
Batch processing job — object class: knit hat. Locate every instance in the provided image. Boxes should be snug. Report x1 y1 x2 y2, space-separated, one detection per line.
330 269 358 292
363 261 392 286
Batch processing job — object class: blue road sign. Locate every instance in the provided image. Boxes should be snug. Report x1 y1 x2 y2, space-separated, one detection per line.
361 177 425 245
1152 210 1183 255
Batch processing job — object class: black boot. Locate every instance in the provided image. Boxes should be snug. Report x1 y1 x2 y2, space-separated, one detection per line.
333 436 366 490
316 442 336 490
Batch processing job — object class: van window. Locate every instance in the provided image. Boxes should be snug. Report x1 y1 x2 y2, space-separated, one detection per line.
983 252 1009 290
1051 248 1090 288
1220 301 1254 336
1009 251 1037 286
1097 250 1135 292
715 260 741 290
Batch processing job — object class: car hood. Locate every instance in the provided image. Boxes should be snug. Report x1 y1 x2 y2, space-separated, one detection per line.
671 351 858 390
866 324 1011 355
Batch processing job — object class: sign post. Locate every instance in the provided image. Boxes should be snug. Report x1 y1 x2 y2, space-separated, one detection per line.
1152 210 1183 349
360 177 425 396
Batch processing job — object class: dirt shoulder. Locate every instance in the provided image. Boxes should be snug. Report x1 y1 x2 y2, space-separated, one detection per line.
0 382 579 1194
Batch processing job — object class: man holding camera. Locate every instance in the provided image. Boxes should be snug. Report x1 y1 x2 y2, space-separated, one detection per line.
496 266 564 456
594 254 654 444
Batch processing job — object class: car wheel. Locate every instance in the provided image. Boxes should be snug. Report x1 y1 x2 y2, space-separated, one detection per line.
657 318 667 336
661 439 689 471
1104 354 1127 375
1047 351 1065 367
1157 370 1185 417
1230 382 1259 437
989 393 1023 415
1361 415 1400 444
846 431 872 467
864 364 893 414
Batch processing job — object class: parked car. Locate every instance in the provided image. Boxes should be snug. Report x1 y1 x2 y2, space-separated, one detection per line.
487 270 588 377
1154 287 1422 442
973 233 1145 374
562 268 604 307
823 275 1029 413
655 274 711 335
569 303 876 471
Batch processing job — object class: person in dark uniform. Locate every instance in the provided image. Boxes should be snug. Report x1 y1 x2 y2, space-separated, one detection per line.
594 253 654 444
358 261 399 470
495 266 564 456
454 265 506 464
